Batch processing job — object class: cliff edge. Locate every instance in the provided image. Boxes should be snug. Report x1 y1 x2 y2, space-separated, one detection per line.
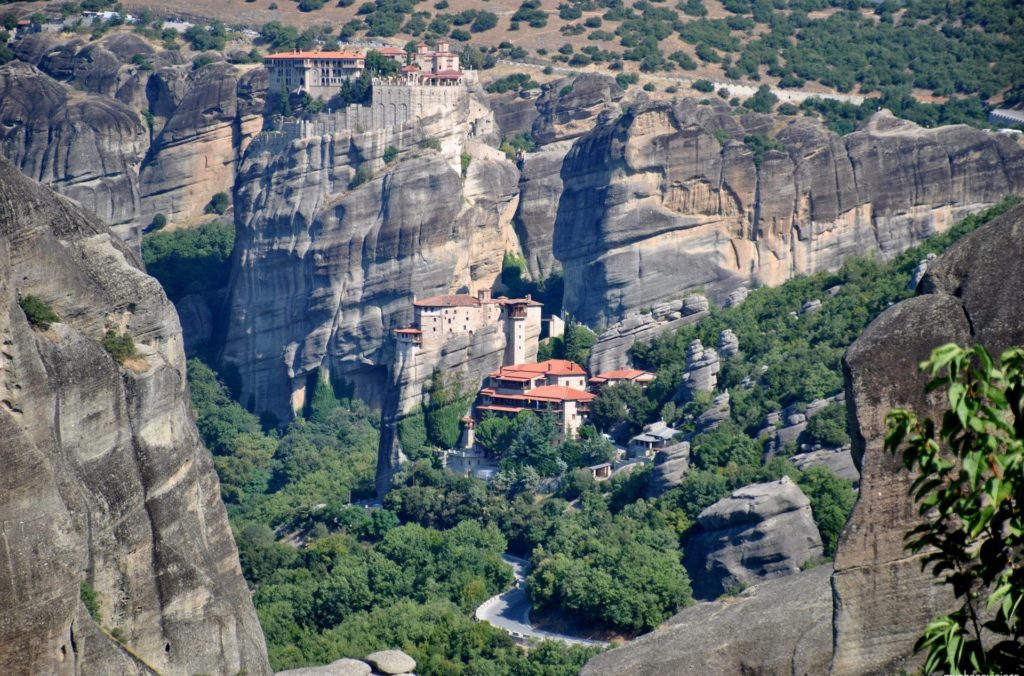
0 156 270 676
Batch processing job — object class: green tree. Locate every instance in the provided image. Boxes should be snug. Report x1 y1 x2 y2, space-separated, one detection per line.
474 412 511 454
205 192 231 215
591 382 655 435
800 403 850 448
886 344 1024 673
19 295 60 330
101 330 136 363
424 370 470 449
797 466 855 558
563 320 596 367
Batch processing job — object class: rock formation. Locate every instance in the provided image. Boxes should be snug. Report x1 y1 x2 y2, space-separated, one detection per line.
581 565 833 676
553 102 1024 329
717 328 739 357
684 477 823 599
674 338 720 401
276 649 416 676
222 94 513 427
513 139 574 279
645 441 690 498
531 73 624 145
833 201 1024 674
0 35 266 247
139 62 266 225
0 157 269 675
0 61 148 243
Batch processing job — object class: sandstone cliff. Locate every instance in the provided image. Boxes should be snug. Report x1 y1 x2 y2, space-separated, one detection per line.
0 157 269 676
222 95 514 428
0 33 266 246
581 202 1024 675
551 101 1024 331
833 201 1024 674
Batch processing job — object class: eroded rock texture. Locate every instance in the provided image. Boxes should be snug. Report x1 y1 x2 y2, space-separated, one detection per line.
0 35 265 248
0 61 147 243
581 565 833 676
223 98 514 425
553 103 1024 329
684 477 823 599
0 157 269 676
833 202 1024 674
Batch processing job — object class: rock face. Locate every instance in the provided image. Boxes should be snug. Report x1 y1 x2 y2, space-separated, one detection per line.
553 102 1024 328
531 73 624 145
0 61 148 243
0 36 266 247
833 202 1024 674
513 139 574 278
587 294 709 375
223 97 514 426
684 477 823 599
139 63 266 225
581 565 834 676
0 157 269 675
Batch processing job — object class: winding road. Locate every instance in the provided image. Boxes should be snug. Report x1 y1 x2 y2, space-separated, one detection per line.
475 555 608 647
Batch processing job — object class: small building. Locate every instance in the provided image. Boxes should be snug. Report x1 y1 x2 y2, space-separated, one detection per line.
628 422 680 458
586 462 612 481
407 289 542 362
413 39 459 73
589 368 657 389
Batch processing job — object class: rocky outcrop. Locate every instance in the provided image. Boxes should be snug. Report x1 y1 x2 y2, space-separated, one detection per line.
223 98 515 426
587 294 709 374
513 139 574 278
554 103 1024 327
0 157 269 675
833 202 1024 674
581 564 834 676
276 649 416 676
0 61 147 243
675 338 720 401
139 63 266 225
717 328 739 356
1 34 265 247
645 441 690 498
792 446 859 484
532 73 624 145
684 477 823 599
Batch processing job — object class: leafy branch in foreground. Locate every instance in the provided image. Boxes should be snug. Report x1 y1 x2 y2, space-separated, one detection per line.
885 344 1024 674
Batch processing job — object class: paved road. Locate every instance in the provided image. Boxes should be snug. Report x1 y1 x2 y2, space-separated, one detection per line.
476 555 607 646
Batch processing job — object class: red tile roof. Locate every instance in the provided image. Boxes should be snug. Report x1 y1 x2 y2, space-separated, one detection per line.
591 369 656 383
495 296 543 306
265 51 364 60
413 294 480 308
395 328 422 334
526 385 597 402
490 359 587 379
426 69 463 79
376 47 405 54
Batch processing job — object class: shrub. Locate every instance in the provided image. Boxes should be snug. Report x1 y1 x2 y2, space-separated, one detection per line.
800 403 850 448
460 151 471 177
422 137 442 151
19 295 60 330
80 582 102 623
383 145 398 164
350 164 373 188
205 192 230 215
643 82 656 91
150 213 167 230
692 78 714 93
102 330 137 363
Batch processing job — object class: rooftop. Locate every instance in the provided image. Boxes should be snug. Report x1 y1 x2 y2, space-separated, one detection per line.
413 294 479 308
425 70 464 80
265 51 364 60
481 385 595 403
591 368 656 383
490 359 588 379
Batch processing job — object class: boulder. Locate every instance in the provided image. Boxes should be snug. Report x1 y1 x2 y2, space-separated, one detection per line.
645 441 691 498
674 339 719 401
684 477 823 599
581 565 833 676
276 658 373 676
364 650 416 675
791 447 859 484
717 328 739 356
